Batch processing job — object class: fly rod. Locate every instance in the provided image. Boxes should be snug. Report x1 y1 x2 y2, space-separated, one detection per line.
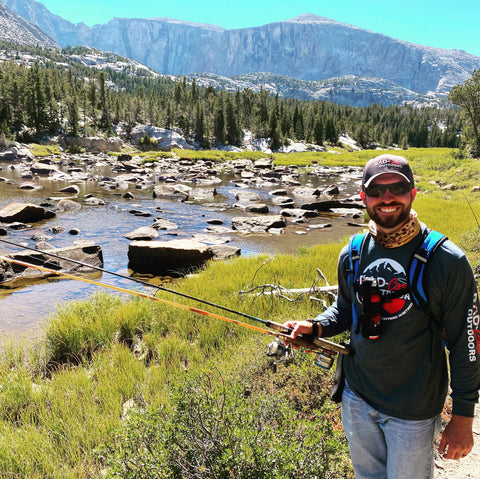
0 255 349 358
0 237 295 328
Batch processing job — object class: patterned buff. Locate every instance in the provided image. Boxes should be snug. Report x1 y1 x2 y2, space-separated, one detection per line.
368 210 421 248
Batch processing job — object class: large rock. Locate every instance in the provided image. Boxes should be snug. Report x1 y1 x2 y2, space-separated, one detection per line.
129 125 194 151
300 198 365 212
0 242 103 287
124 226 159 241
153 184 191 200
30 162 60 175
0 146 37 162
128 239 214 276
231 215 287 233
0 202 56 223
64 136 122 152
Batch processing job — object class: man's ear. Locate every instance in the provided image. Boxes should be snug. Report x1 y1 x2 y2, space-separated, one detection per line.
411 188 417 202
360 190 366 204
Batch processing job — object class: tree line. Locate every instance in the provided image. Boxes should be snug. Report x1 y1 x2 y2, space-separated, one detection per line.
0 44 464 151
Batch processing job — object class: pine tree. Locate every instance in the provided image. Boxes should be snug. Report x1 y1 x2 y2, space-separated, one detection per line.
214 95 226 145
225 97 241 146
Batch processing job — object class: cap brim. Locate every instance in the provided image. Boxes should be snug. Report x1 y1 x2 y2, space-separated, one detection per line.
363 172 412 188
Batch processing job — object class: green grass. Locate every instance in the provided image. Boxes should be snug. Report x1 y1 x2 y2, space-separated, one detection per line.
0 146 479 477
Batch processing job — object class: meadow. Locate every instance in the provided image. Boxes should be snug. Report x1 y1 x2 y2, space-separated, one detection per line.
1 147 479 478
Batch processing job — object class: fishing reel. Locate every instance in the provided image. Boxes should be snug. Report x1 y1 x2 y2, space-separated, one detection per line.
266 337 294 366
313 349 336 369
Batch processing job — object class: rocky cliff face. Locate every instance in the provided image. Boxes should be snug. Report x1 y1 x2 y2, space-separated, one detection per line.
4 2 480 101
0 1 57 48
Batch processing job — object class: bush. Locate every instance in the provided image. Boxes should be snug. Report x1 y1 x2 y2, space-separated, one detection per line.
99 369 353 478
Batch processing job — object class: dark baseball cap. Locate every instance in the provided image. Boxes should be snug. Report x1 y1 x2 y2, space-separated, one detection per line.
362 154 415 188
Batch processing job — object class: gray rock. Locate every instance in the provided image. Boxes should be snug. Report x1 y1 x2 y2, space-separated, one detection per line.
58 185 80 194
124 226 159 241
0 243 103 286
153 184 191 200
128 239 214 276
231 215 287 233
0 202 55 223
151 218 178 230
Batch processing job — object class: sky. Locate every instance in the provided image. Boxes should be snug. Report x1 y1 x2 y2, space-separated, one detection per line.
37 0 480 57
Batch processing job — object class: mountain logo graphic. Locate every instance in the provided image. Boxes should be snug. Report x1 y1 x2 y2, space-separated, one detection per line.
359 258 410 319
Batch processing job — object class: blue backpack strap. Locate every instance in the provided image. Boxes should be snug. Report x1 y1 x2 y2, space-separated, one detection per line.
348 232 368 327
409 229 447 309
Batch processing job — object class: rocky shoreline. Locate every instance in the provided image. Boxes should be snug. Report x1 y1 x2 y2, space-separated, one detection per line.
0 138 365 285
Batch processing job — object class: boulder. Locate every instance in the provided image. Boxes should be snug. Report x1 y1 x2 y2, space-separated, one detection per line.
58 185 80 194
65 136 122 152
300 198 365 212
55 199 82 211
0 202 56 223
124 226 159 241
0 243 103 287
0 146 36 162
30 163 60 175
129 125 193 151
151 218 178 230
281 208 318 218
153 184 191 201
18 182 42 190
231 215 287 233
128 239 214 276
208 244 241 260
245 203 269 213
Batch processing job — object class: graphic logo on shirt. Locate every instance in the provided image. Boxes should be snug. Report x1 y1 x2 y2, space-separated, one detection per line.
467 293 480 362
358 258 413 321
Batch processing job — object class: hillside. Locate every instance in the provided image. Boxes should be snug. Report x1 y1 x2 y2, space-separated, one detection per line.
0 1 57 48
4 0 480 106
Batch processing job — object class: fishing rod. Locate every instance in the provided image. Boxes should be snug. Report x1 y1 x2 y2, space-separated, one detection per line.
0 255 349 364
0 237 294 329
461 191 480 229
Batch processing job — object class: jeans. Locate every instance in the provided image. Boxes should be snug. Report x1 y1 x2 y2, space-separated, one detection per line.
342 381 442 479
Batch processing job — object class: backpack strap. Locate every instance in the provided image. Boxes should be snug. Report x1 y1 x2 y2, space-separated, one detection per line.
347 232 368 329
408 229 447 310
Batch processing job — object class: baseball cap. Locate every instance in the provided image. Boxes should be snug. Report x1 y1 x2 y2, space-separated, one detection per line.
362 154 415 188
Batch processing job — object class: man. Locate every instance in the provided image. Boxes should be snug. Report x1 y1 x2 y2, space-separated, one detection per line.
286 154 480 479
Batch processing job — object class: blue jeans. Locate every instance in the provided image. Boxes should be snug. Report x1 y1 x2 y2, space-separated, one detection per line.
342 381 442 479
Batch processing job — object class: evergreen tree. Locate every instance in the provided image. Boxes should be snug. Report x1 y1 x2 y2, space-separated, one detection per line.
214 95 225 145
448 69 480 156
313 117 324 145
225 97 242 146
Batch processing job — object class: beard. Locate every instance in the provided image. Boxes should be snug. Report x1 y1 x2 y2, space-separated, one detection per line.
366 202 412 230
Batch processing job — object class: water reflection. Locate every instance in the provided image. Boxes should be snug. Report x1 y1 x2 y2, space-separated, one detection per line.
0 156 364 336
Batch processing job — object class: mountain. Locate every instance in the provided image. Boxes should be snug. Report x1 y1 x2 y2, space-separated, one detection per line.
3 1 480 106
0 1 57 48
188 72 443 107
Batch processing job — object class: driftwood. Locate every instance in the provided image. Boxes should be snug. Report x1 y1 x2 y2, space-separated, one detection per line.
240 266 338 308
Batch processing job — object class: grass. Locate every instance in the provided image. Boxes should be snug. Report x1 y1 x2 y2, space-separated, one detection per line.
0 146 479 477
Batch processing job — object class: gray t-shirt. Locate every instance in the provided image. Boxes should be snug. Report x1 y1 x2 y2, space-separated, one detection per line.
317 224 480 419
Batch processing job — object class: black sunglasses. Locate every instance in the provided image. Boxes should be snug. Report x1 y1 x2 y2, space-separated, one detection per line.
364 182 412 198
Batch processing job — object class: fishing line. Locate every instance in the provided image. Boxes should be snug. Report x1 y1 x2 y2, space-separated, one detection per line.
0 236 271 325
0 255 348 356
461 191 480 229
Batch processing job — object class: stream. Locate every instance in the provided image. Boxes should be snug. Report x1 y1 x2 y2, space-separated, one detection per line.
0 154 365 336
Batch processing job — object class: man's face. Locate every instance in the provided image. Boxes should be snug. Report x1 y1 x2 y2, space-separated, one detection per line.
360 173 417 233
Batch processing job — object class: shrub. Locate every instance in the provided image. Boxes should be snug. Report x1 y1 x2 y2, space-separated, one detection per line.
99 369 353 478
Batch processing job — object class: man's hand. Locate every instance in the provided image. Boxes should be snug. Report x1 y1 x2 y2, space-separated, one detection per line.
283 320 322 339
438 414 474 460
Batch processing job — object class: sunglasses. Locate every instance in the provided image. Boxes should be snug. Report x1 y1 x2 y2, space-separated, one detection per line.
364 182 412 198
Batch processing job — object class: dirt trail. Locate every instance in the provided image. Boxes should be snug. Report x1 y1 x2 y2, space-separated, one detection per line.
434 404 480 479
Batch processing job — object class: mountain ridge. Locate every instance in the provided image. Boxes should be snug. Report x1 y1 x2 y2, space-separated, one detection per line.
3 1 480 107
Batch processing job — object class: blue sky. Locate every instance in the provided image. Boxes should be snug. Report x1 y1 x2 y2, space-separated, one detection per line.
38 0 480 57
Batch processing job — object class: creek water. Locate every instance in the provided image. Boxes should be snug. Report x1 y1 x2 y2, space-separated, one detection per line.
0 156 364 337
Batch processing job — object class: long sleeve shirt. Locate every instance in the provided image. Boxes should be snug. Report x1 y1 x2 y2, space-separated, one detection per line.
317 225 480 419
